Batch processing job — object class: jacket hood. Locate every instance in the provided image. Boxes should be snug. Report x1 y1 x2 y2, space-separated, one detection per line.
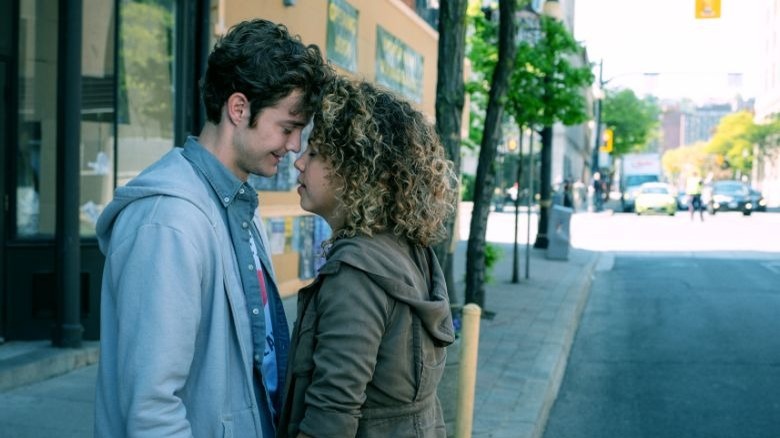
96 148 214 254
319 233 455 346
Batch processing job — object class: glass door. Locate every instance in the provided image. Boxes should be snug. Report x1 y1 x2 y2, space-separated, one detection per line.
1 61 7 343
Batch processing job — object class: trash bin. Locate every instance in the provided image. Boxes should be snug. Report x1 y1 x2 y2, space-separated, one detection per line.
546 205 573 260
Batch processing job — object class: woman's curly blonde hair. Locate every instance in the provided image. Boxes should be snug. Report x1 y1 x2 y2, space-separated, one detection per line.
308 77 457 247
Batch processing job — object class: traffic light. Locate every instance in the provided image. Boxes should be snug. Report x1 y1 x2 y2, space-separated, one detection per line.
695 0 720 19
600 128 614 153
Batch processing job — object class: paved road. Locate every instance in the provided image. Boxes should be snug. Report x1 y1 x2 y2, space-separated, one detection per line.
544 249 780 436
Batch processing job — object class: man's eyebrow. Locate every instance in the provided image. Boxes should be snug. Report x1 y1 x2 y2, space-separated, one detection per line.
285 119 309 128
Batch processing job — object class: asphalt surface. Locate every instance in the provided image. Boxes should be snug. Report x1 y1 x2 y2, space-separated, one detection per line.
544 254 780 438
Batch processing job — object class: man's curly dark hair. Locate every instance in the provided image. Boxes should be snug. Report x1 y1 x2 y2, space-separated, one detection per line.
201 19 332 126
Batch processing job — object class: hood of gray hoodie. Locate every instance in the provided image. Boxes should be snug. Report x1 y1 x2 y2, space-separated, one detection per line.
96 147 216 254
318 233 455 347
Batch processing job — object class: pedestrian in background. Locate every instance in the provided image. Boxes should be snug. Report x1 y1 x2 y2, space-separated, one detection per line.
94 19 331 437
279 77 457 437
686 170 705 221
563 178 574 209
593 172 604 212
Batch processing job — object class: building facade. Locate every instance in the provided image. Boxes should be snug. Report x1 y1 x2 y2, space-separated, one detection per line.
754 0 780 206
1 0 439 342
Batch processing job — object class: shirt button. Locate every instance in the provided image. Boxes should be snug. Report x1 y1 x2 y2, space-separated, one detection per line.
254 354 261 363
223 196 230 203
239 188 245 194
252 308 260 315
242 221 248 229
248 264 254 271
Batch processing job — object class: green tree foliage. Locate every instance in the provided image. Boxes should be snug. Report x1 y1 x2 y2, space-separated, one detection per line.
748 113 780 153
707 111 755 176
463 8 498 151
119 1 174 133
506 17 593 130
601 89 660 155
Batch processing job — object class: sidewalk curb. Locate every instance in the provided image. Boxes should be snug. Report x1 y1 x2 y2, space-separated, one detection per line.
0 341 99 393
531 251 600 438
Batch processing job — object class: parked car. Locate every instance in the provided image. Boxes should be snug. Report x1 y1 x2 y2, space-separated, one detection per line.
749 188 767 212
635 182 677 216
705 180 753 216
677 192 690 211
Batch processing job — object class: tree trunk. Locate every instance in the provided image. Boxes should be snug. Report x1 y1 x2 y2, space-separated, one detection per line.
533 125 553 249
434 0 468 305
464 0 518 308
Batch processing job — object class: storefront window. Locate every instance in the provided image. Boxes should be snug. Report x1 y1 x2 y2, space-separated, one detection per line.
116 0 176 187
79 0 116 236
16 2 58 238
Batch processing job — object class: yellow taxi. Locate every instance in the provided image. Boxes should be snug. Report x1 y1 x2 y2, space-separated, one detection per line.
635 182 677 216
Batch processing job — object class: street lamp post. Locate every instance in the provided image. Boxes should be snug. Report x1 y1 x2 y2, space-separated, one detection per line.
531 0 562 250
592 59 604 173
510 0 560 278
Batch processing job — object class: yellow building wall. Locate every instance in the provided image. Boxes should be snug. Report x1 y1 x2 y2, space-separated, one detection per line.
214 0 438 117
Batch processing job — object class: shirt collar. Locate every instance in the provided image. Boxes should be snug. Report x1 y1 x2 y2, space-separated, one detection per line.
181 136 256 208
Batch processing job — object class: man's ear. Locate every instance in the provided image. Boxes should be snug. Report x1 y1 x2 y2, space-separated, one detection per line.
226 92 249 125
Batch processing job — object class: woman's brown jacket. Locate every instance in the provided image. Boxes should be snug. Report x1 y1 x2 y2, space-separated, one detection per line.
278 232 455 437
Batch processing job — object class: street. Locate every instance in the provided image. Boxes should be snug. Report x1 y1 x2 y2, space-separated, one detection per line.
542 209 780 438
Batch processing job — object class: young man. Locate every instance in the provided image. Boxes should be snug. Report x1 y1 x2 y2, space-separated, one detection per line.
94 19 331 437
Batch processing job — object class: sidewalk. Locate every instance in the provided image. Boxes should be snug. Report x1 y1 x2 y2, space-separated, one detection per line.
448 240 599 438
0 212 600 438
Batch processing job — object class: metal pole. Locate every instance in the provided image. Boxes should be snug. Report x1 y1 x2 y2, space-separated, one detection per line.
533 125 552 249
511 130 524 283
525 131 534 279
591 59 604 173
54 0 84 348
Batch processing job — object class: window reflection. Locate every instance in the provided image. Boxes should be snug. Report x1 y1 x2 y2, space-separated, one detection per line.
117 0 176 188
79 0 116 236
16 2 58 238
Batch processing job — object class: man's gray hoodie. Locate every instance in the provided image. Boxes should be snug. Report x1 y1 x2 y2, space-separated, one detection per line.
94 145 281 437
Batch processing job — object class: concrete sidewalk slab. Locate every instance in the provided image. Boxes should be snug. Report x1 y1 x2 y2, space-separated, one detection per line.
0 210 600 438
451 241 598 438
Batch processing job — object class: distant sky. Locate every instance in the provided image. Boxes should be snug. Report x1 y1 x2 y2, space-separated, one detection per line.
573 0 766 103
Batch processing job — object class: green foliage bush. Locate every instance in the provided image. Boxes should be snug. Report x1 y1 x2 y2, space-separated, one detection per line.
461 174 476 201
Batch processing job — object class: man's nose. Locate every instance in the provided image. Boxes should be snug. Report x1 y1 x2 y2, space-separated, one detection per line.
288 133 302 153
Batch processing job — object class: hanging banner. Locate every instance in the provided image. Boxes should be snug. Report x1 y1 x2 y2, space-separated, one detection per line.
375 26 423 103
327 0 358 72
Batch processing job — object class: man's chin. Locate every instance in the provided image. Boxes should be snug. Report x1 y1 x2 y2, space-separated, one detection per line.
253 166 277 178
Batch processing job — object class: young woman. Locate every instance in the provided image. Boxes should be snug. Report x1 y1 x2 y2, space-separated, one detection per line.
278 77 458 438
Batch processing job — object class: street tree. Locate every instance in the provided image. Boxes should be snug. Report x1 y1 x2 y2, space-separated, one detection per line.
707 111 755 177
749 114 780 173
749 113 780 151
601 88 661 156
505 15 593 249
464 0 518 308
434 0 468 302
661 142 709 183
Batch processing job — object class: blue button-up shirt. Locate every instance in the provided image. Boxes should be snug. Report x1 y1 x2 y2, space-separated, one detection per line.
181 137 289 427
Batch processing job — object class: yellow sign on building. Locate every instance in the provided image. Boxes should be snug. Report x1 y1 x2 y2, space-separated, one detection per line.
695 0 721 19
